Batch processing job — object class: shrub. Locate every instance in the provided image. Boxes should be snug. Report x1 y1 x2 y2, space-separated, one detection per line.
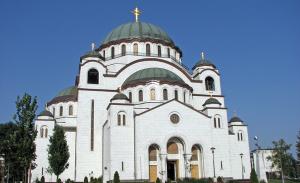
217 177 224 183
35 177 40 183
84 176 89 183
156 178 161 183
66 179 71 183
208 178 214 183
41 176 45 183
57 178 62 183
259 180 266 183
250 168 259 183
113 171 120 183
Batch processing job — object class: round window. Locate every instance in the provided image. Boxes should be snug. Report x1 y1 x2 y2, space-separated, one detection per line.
170 114 180 124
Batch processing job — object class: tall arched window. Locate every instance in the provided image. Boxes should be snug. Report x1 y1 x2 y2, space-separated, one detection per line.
40 128 44 138
163 89 168 100
205 77 215 91
103 50 106 60
238 131 244 141
69 105 73 116
59 106 63 116
157 45 161 57
111 46 115 59
45 128 48 138
121 45 126 56
117 112 126 126
87 69 99 84
128 92 132 103
183 91 186 103
150 88 156 100
133 43 138 55
214 115 221 128
52 107 55 117
167 48 170 58
138 90 143 102
146 44 151 56
167 142 178 154
174 90 178 100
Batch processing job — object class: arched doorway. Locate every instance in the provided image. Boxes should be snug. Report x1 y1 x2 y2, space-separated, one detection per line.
149 144 160 182
167 137 185 181
190 145 203 179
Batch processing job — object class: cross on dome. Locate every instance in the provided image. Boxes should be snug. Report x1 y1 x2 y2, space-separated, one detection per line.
131 7 141 22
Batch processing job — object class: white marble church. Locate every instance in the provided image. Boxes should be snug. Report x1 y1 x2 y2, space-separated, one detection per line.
32 8 251 183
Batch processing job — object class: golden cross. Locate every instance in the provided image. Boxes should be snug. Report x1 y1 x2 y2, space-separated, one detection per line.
132 7 141 22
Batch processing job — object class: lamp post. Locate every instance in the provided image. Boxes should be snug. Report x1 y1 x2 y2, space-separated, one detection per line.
240 153 244 179
210 147 216 178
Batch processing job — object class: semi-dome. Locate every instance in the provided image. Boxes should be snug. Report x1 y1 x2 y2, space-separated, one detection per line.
110 93 130 102
102 22 174 45
122 68 191 90
37 110 53 117
47 86 78 106
229 116 243 123
203 98 221 106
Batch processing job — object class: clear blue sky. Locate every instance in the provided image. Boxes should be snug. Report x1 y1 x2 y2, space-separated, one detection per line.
0 0 299 154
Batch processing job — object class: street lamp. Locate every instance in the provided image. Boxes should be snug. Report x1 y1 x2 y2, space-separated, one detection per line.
210 147 216 178
240 153 244 179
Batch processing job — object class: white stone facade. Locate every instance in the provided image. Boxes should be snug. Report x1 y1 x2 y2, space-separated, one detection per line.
32 19 252 182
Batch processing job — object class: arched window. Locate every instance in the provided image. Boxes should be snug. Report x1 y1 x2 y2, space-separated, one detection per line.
111 47 115 59
191 145 201 161
149 145 159 161
69 105 73 116
40 127 44 138
146 44 151 56
183 91 186 103
117 112 126 126
52 107 55 117
133 43 138 55
174 90 178 100
103 50 106 60
128 92 132 103
167 48 170 58
163 89 168 100
205 77 215 91
87 69 99 84
138 90 143 102
121 45 126 56
45 128 48 138
214 115 221 128
157 45 161 57
150 88 156 100
238 131 244 141
214 117 217 128
59 106 63 116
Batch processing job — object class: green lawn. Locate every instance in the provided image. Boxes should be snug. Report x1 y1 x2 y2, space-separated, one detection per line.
269 179 300 183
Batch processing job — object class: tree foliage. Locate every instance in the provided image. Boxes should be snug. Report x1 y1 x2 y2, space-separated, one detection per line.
48 125 70 180
267 139 296 177
297 130 300 163
250 168 259 183
113 171 120 183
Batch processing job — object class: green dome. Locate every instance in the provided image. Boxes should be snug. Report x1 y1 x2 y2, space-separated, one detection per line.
192 58 216 70
229 116 243 123
203 98 221 106
103 22 174 45
110 93 129 102
56 86 78 97
38 110 53 117
122 68 190 89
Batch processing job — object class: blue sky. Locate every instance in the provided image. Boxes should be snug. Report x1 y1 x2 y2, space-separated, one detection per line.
0 0 299 154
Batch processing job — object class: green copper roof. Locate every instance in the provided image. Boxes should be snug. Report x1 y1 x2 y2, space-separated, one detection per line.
192 58 216 70
110 93 129 102
203 98 221 106
123 68 184 86
38 110 53 117
103 22 174 45
56 86 78 97
229 116 243 123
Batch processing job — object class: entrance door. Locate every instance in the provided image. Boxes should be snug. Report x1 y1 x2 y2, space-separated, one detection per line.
167 161 176 181
149 165 157 182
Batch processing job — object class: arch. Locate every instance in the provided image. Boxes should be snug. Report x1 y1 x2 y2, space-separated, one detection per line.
163 88 168 100
146 43 151 56
69 105 73 116
52 107 56 117
111 46 115 59
167 136 185 153
237 131 244 141
157 45 161 57
150 88 156 100
190 144 203 179
59 106 63 116
117 111 126 126
138 90 143 102
121 44 126 56
213 115 222 128
87 68 99 84
133 43 138 55
205 76 215 91
103 50 106 59
148 143 160 183
45 127 48 138
148 144 160 161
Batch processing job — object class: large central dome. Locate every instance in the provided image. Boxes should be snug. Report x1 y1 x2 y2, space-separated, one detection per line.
102 22 174 45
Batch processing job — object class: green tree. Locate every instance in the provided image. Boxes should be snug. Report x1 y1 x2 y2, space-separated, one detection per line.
297 130 300 176
155 178 161 183
113 171 120 183
84 176 89 183
13 93 38 183
267 139 295 177
250 168 259 183
48 125 70 181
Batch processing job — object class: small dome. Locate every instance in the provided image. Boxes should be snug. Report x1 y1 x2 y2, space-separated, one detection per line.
202 98 221 106
110 93 129 102
102 22 174 45
81 50 103 59
38 110 53 117
47 86 78 106
229 116 244 123
192 58 216 70
122 68 191 90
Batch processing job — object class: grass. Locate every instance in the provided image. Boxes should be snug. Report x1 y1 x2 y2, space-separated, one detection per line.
268 179 300 183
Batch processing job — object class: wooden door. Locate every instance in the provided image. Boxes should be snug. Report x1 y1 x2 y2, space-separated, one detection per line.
191 165 199 179
149 165 157 182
